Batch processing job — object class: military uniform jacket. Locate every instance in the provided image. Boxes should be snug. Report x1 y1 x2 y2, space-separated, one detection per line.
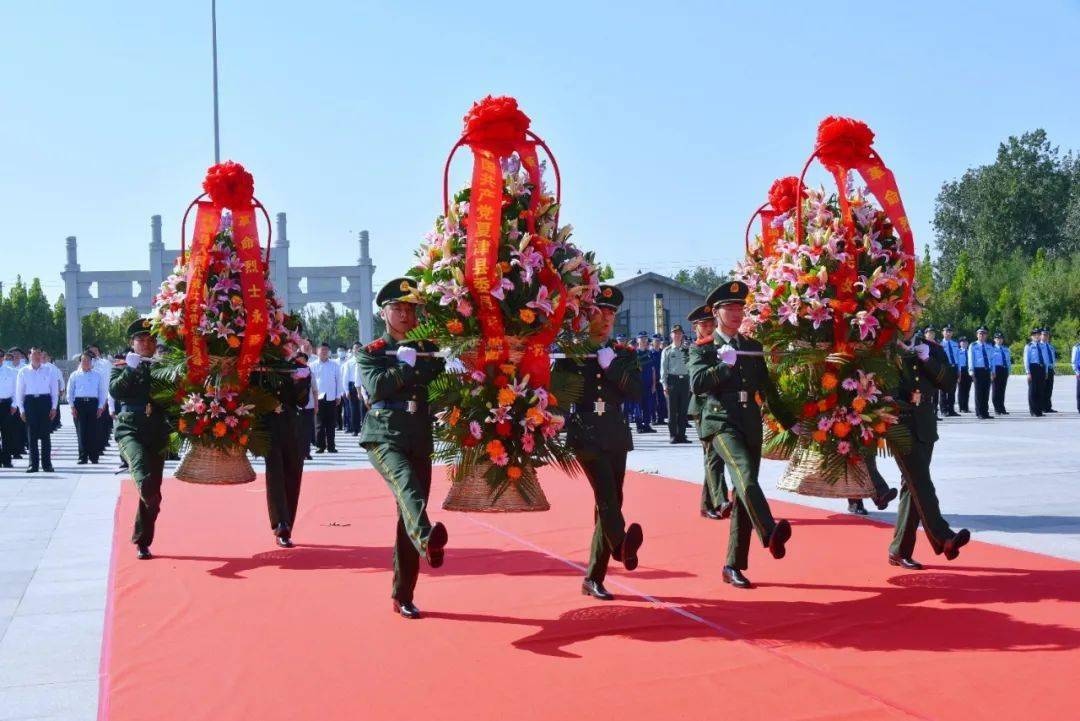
894 341 956 445
357 334 444 455
555 343 641 453
109 360 170 446
689 332 794 446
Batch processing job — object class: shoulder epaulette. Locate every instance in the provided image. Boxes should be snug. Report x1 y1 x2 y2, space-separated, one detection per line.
364 338 388 354
113 360 127 368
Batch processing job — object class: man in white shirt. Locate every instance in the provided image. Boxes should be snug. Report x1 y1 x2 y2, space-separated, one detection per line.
88 344 114 451
15 347 59 473
8 347 28 458
342 341 365 436
69 352 108 464
309 342 342 453
0 352 17 467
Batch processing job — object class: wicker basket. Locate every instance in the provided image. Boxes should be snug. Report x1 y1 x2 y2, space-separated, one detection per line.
761 424 793 461
443 462 551 512
175 443 256 485
777 443 873 498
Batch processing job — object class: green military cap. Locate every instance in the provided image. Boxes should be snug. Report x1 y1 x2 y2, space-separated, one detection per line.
596 284 623 310
686 304 711 323
376 277 422 307
127 317 153 339
705 280 749 308
669 324 684 333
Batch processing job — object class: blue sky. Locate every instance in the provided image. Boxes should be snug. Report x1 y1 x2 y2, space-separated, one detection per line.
3 1 1079 304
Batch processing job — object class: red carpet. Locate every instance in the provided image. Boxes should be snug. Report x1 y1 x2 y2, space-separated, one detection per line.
99 466 1080 721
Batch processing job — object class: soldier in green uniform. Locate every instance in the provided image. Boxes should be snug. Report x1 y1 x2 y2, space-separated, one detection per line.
254 349 312 548
555 285 645 601
358 277 448 620
689 281 799 589
686 305 731 520
885 331 971 569
110 318 171 560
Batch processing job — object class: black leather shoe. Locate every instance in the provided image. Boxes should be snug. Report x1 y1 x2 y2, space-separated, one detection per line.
90 458 99 464
619 523 643 571
425 522 448 568
581 579 614 600
718 500 734 519
276 536 295 548
722 566 752 589
888 553 923 570
767 519 792 559
847 500 868 515
873 487 898 511
943 529 970 561
1045 409 1058 413
77 459 88 465
25 466 38 474
328 448 339 453
947 412 961 417
315 448 325 454
393 600 421 619
701 508 721 520
137 545 152 560
42 465 54 473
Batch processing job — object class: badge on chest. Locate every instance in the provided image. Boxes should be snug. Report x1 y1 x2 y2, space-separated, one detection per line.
593 400 606 416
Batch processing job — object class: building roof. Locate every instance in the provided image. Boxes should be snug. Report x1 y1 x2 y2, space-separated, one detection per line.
613 272 707 299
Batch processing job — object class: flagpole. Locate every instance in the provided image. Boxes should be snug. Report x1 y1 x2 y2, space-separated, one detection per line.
211 0 221 163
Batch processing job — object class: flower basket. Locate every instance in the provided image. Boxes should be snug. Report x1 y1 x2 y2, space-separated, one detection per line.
442 461 550 512
777 443 872 498
175 443 256 485
761 424 793 461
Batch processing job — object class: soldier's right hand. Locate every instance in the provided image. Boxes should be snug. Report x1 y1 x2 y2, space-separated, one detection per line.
396 346 418 367
125 352 142 369
596 347 616 369
719 345 737 366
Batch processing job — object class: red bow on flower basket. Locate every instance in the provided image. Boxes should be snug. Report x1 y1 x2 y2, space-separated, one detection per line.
793 117 916 352
179 161 273 389
744 176 805 258
443 96 566 386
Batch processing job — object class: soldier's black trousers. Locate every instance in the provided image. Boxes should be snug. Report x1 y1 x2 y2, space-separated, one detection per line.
577 449 629 583
665 376 690 440
116 420 167 547
0 399 13 465
889 440 956 558
365 443 435 604
973 368 992 418
992 368 1008 413
699 434 728 512
1044 370 1055 411
315 401 338 451
264 411 306 533
1027 366 1046 415
23 395 52 469
939 374 958 414
710 430 776 570
958 369 972 412
72 398 101 461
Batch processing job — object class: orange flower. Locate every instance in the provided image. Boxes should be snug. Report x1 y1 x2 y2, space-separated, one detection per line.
526 406 545 425
832 421 852 438
499 363 516 375
873 421 887 434
898 312 912 331
499 261 512 273
812 429 827 443
851 397 867 413
447 407 461 426
821 372 838 391
485 439 505 460
271 334 282 346
519 308 536 324
178 418 188 433
877 438 886 449
212 421 228 438
497 387 516 407
239 434 249 446
446 319 464 335
227 335 241 349
507 466 523 481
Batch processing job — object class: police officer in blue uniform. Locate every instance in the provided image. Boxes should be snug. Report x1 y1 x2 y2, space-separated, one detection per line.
991 332 1011 415
957 336 972 413
1041 329 1058 413
968 327 995 419
634 331 657 433
650 334 667 427
939 325 962 416
1024 328 1047 417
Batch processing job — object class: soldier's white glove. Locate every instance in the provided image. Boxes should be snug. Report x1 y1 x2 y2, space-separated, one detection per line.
444 357 466 374
913 343 930 361
719 345 737 366
125 352 142 369
596 347 617 369
396 346 417 367
292 367 310 380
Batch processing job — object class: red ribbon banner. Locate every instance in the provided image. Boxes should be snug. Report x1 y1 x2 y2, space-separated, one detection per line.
232 208 268 386
183 202 222 384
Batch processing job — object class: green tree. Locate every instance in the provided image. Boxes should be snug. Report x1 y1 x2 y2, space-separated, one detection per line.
674 265 729 295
